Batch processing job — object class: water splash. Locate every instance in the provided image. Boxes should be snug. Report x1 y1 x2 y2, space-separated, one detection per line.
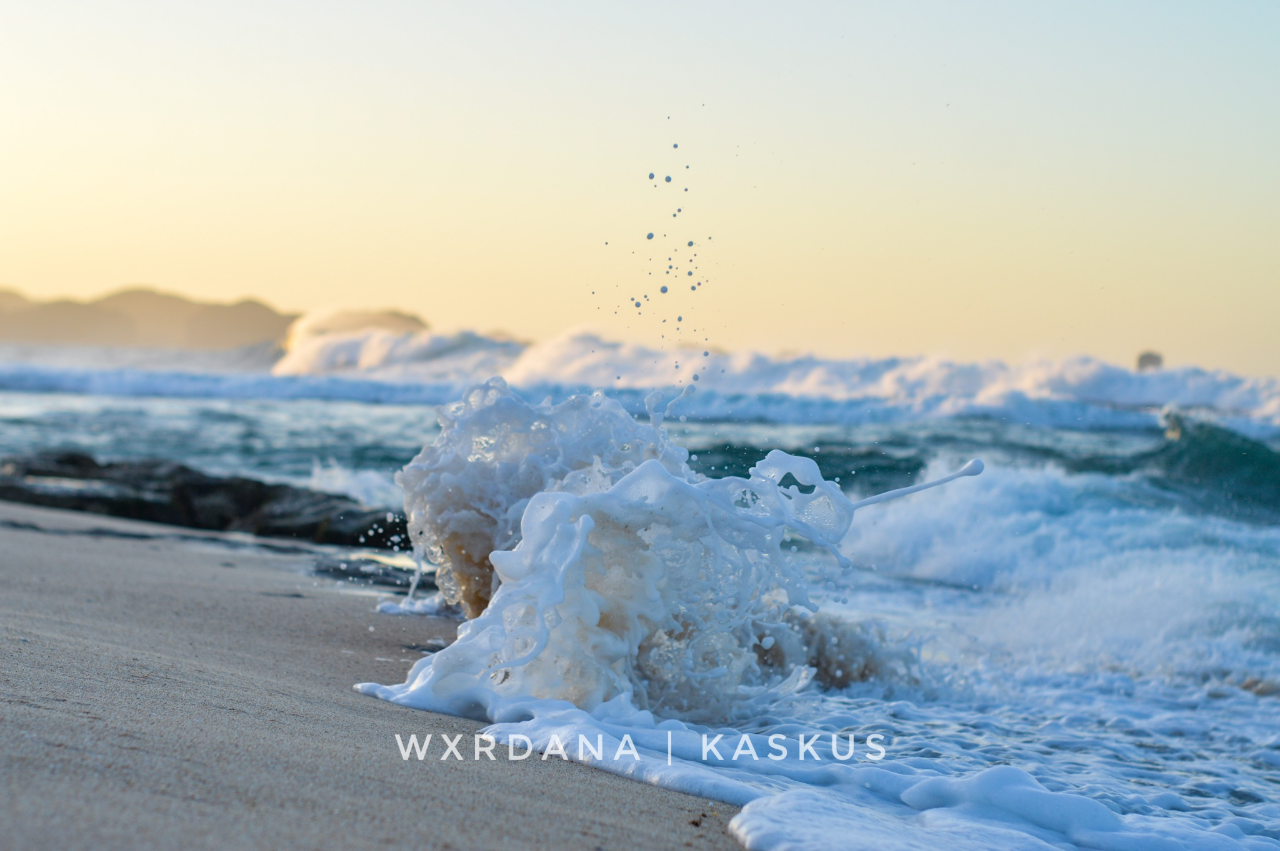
370 379 980 721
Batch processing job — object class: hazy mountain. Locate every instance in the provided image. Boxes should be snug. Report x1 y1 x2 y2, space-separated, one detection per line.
92 289 202 347
0 289 31 313
0 301 138 345
0 288 297 349
186 301 300 349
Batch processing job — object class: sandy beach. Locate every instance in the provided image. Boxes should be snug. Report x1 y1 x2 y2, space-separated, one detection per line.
0 500 739 850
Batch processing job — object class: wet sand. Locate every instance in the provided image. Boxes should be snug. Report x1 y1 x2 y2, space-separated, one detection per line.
0 500 739 850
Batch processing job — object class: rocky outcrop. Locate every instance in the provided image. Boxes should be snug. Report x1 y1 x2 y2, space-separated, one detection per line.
0 287 296 349
0 451 406 548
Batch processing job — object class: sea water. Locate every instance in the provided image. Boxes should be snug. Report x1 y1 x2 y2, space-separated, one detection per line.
2 342 1279 849
349 378 1280 850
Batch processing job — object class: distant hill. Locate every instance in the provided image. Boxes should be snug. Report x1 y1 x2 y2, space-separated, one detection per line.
0 289 31 313
0 288 297 349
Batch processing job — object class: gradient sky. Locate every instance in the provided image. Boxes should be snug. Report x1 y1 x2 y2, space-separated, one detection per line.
2 2 1278 375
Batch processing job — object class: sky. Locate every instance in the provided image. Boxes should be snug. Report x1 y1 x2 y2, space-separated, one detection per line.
2 1 1278 375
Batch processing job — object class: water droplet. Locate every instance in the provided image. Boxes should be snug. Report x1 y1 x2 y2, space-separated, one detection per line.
634 301 641 308
688 271 693 276
646 233 654 239
677 316 683 321
673 143 678 148
703 351 709 356
693 374 700 381
660 286 668 293
665 176 672 183
687 241 694 246
648 172 654 179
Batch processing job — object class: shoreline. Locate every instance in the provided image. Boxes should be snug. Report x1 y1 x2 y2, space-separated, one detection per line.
0 500 739 850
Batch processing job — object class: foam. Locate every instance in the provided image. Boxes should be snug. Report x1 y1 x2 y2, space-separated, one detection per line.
357 382 1280 851
378 378 946 705
273 327 521 382
3 329 1278 434
505 332 1280 434
391 378 695 617
308 461 402 509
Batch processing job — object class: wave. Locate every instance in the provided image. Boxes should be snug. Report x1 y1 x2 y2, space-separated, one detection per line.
1064 414 1280 524
307 460 402 509
273 327 522 382
0 341 282 373
1 329 1278 433
355 380 1280 851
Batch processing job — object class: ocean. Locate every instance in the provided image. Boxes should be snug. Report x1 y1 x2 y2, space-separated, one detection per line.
3 334 1279 850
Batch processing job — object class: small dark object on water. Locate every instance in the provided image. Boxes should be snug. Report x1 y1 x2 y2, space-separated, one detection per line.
1137 351 1163 371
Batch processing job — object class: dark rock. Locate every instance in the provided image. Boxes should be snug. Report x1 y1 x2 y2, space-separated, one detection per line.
0 451 407 549
1137 351 1163 371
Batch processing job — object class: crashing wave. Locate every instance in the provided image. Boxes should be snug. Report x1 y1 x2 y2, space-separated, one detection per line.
273 329 521 381
270 324 1280 425
352 379 1279 851
282 308 428 350
3 325 1279 433
365 378 979 722
393 378 695 617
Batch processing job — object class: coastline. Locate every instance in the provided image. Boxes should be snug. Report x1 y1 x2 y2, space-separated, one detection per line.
0 500 739 850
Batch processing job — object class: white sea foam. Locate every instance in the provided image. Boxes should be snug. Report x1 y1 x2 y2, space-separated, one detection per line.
282 308 428 350
0 341 281 374
3 327 1278 434
356 381 1280 851
376 590 459 618
370 378 981 714
273 327 522 383
390 379 699 618
308 461 402 509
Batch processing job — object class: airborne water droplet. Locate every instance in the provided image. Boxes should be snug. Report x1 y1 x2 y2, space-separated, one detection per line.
646 233 654 239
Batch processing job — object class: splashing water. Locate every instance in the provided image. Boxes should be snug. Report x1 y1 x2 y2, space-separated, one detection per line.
375 378 978 721
359 380 1280 851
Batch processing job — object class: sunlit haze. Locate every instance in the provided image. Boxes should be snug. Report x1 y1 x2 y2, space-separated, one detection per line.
2 2 1277 374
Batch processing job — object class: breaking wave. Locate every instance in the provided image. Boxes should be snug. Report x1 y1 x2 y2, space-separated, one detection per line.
356 379 1280 851
1 329 1278 435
